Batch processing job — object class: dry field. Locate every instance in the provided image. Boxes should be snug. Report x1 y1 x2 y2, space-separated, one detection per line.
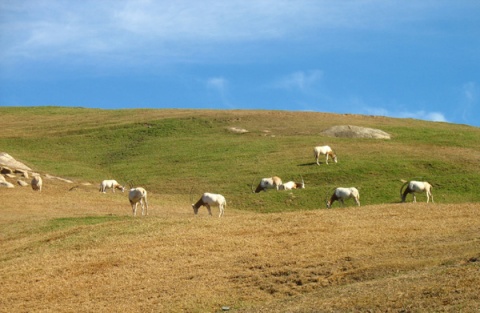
1 179 479 312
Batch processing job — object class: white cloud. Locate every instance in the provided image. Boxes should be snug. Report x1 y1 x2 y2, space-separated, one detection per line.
459 81 478 124
364 107 448 123
420 112 448 122
1 1 464 64
205 76 232 108
206 77 228 92
462 82 477 102
273 70 323 91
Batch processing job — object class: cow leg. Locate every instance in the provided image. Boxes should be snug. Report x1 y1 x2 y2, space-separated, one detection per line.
144 197 148 215
140 199 145 216
206 204 212 216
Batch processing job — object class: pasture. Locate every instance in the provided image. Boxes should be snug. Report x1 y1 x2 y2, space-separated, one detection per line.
1 107 480 312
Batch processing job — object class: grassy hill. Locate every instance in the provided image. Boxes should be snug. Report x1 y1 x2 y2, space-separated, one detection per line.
1 107 480 312
1 106 479 211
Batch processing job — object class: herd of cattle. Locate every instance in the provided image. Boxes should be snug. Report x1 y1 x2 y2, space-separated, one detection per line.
11 145 433 217
92 145 433 217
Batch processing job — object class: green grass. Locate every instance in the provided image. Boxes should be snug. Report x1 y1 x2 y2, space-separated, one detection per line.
2 106 480 212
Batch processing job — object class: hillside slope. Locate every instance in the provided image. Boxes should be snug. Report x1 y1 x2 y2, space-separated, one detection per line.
1 106 480 211
1 179 479 312
1 107 480 312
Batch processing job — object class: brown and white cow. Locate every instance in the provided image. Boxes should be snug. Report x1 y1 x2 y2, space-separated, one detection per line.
252 176 283 193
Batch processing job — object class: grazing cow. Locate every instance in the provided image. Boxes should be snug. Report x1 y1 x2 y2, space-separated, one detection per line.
326 187 360 208
99 180 125 193
314 145 337 165
129 187 148 216
192 192 226 217
400 181 434 203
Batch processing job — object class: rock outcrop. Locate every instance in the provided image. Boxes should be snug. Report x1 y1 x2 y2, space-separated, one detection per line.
322 125 391 139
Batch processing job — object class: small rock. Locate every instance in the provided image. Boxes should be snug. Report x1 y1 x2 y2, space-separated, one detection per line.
17 180 29 187
0 181 15 188
0 166 13 174
228 127 248 134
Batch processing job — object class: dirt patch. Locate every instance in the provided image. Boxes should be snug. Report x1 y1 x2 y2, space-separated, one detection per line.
322 125 391 139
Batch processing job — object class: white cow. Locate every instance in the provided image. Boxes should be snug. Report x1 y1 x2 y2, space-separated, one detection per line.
326 187 360 208
99 179 125 193
314 145 337 165
252 176 282 193
400 181 434 203
192 193 226 217
129 187 148 216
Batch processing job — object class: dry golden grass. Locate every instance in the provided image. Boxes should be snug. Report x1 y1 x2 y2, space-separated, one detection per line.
1 179 479 312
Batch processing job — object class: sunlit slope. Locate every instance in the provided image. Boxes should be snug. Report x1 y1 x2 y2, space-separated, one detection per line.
1 106 479 211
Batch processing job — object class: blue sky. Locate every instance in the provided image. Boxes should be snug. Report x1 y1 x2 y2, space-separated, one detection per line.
1 1 479 127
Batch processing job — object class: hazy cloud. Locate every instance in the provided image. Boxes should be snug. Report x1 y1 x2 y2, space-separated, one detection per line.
273 70 323 91
414 111 447 123
459 81 478 124
206 76 231 107
1 1 477 126
462 82 477 102
397 110 448 123
364 107 448 123
206 77 228 92
1 1 465 65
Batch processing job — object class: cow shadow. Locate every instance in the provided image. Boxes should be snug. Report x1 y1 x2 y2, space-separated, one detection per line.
298 162 318 166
